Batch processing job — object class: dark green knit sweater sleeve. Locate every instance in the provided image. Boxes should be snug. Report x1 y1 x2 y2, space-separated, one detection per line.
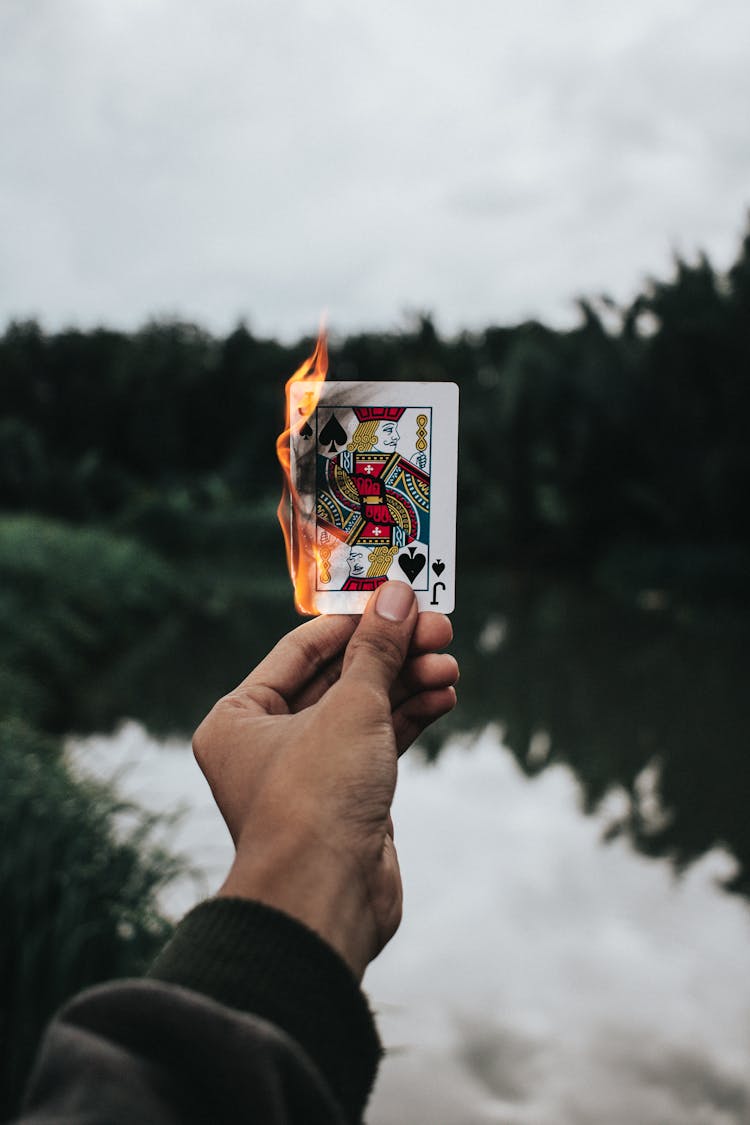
147 898 382 1123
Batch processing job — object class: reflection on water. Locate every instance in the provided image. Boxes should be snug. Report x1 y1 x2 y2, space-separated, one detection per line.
70 723 750 1125
369 735 750 1125
112 573 750 900
436 575 750 898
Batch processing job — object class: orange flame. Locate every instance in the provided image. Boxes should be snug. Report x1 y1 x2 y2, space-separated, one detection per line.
276 328 328 614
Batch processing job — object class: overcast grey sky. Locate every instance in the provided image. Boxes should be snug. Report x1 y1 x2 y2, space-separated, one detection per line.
2 0 750 339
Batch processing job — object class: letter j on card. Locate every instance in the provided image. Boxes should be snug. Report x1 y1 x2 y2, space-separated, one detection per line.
288 382 459 614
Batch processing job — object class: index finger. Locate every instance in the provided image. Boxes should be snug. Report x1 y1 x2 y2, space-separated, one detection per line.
234 614 359 707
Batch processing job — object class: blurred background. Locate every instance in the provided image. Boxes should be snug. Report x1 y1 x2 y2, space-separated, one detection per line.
2 1 750 1121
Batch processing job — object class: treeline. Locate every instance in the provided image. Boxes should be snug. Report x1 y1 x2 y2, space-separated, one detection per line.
2 224 750 579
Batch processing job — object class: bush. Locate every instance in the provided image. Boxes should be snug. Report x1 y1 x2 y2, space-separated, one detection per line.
0 515 187 734
0 718 183 1118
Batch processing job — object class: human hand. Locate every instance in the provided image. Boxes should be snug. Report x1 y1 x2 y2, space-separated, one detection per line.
193 582 458 980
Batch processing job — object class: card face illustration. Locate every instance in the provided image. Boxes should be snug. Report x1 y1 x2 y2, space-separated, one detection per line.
289 382 458 614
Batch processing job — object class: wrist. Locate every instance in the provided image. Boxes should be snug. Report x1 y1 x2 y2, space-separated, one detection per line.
217 839 376 980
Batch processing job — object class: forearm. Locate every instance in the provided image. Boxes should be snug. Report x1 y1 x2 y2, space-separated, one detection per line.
216 830 379 980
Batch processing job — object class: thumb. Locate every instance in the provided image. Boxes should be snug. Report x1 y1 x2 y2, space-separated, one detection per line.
341 581 418 696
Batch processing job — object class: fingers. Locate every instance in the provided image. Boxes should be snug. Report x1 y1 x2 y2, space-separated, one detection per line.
390 649 459 753
233 614 358 711
409 611 453 655
280 621 456 714
391 652 459 709
393 686 458 755
341 582 418 696
294 648 459 716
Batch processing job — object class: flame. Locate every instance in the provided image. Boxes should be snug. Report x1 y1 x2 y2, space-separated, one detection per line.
276 328 328 614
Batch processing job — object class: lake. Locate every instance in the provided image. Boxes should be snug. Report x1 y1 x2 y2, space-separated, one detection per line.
68 577 750 1124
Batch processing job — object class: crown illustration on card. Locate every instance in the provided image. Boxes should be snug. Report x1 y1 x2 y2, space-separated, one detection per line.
348 406 406 452
352 406 406 423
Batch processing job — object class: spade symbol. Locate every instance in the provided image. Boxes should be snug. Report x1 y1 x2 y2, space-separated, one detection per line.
300 420 313 440
399 549 426 584
319 413 347 454
432 559 445 577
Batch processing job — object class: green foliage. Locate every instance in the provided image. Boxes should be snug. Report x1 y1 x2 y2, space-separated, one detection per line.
0 718 182 1118
0 511 300 739
623 250 750 542
0 516 186 734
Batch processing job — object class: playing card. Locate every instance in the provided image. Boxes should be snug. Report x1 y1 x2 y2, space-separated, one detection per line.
289 381 458 614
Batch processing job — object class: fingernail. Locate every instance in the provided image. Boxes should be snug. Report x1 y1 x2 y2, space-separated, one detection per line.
375 581 415 622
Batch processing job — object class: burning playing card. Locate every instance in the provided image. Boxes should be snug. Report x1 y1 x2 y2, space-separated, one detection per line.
282 374 458 615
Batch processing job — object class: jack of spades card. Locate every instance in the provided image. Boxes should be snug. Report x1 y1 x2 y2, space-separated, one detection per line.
289 381 457 614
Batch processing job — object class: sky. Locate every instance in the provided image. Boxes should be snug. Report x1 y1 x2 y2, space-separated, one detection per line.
2 0 750 341
70 723 750 1125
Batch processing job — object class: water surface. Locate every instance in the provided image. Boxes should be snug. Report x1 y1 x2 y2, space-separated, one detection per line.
70 712 750 1125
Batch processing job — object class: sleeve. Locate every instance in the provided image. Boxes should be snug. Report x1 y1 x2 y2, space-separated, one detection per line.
18 899 382 1125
